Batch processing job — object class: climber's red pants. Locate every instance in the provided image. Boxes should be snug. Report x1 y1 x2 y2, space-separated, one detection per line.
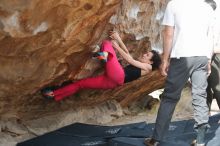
54 40 125 101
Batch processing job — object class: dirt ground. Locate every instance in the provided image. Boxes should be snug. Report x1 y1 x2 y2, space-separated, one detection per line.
106 85 220 126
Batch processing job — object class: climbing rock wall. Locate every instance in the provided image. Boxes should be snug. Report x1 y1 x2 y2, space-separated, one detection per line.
0 0 167 119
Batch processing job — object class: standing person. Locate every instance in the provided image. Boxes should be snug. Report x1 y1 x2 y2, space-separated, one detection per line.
207 0 220 111
207 54 220 110
144 0 216 146
41 32 161 101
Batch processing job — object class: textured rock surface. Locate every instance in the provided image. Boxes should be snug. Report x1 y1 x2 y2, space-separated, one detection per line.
0 0 167 120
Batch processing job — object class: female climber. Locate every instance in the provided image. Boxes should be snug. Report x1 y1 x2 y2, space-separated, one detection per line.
41 31 161 101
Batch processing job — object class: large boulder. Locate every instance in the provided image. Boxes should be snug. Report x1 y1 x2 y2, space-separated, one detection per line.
0 0 167 120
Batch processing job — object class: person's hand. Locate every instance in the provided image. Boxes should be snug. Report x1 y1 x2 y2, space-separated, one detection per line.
160 60 169 76
109 31 121 42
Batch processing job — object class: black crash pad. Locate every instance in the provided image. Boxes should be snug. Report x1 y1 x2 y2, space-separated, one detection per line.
17 114 220 146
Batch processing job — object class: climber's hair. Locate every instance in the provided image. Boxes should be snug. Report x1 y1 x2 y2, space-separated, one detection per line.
150 50 161 70
205 0 217 10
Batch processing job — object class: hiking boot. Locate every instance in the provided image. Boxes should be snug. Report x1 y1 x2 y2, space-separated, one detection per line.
144 138 159 146
191 140 205 146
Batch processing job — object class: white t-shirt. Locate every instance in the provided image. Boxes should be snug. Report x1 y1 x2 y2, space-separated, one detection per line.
162 0 215 59
213 0 220 52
